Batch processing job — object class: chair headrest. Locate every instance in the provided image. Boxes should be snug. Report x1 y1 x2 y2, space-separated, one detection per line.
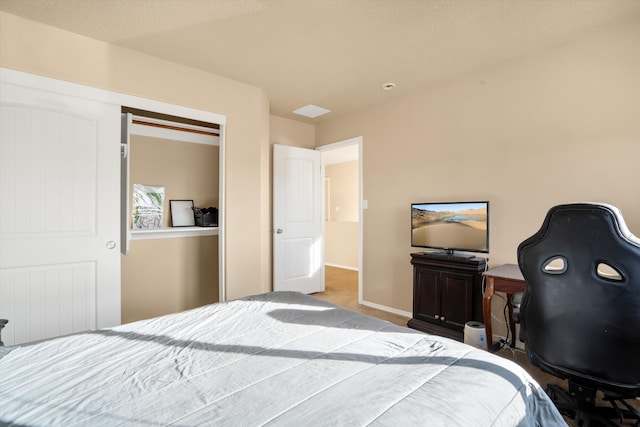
590 203 640 245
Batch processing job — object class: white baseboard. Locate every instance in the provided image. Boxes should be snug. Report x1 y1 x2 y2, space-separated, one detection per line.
359 299 412 319
325 263 359 271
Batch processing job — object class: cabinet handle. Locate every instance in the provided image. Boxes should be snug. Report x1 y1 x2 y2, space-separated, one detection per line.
434 314 439 319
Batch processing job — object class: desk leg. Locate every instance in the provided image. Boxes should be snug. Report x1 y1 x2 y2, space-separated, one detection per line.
507 293 516 348
483 277 494 351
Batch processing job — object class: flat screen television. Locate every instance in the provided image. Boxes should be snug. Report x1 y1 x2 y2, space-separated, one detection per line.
411 201 489 256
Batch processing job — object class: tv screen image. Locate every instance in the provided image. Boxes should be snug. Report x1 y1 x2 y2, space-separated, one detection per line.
411 201 489 254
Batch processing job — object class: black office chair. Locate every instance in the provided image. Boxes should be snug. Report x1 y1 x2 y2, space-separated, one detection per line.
517 203 640 426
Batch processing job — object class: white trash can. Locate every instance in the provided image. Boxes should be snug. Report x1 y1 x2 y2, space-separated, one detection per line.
464 321 487 350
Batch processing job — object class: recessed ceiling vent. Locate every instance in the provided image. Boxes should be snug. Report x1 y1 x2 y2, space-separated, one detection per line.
292 104 331 118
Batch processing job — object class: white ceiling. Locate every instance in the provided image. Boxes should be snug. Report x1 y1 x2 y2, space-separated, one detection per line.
2 0 640 123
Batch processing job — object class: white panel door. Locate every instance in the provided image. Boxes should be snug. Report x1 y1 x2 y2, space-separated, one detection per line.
0 79 120 345
273 144 324 294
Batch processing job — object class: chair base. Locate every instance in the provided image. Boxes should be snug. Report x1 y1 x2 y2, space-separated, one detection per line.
546 382 640 426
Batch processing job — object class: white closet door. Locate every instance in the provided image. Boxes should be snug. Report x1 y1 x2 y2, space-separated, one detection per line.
0 78 121 346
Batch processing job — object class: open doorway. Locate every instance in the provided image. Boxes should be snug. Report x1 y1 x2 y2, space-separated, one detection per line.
316 137 363 307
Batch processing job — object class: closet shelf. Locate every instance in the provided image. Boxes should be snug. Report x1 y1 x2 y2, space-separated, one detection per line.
131 227 219 240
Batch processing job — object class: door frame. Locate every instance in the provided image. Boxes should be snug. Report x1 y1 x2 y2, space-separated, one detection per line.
315 136 364 303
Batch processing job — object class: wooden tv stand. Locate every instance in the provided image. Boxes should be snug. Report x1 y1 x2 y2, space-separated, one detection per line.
407 252 487 341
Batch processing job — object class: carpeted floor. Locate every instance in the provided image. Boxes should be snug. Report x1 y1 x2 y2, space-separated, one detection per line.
313 266 410 326
313 265 639 426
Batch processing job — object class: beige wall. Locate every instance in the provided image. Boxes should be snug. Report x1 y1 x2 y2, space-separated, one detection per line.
122 237 218 323
325 222 358 270
316 17 640 317
270 115 315 149
325 161 359 269
325 161 359 222
0 12 271 305
130 136 220 226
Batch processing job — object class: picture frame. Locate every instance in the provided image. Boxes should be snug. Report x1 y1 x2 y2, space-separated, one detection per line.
170 200 195 227
132 184 165 229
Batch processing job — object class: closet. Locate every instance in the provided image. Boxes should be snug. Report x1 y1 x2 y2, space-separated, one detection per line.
120 108 224 324
0 68 225 345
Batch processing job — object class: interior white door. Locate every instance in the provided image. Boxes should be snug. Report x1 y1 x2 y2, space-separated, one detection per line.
273 144 324 294
0 77 121 345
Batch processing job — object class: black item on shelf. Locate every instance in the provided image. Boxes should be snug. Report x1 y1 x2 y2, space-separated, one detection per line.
192 207 218 227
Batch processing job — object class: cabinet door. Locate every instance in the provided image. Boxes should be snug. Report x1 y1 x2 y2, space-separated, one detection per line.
440 272 474 331
413 267 441 324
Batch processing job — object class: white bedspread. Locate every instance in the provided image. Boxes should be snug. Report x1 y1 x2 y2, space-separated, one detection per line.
0 291 564 426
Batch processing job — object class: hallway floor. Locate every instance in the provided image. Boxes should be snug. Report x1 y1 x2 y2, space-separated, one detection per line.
312 266 409 327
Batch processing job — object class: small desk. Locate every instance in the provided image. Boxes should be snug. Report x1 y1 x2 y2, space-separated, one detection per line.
482 264 526 351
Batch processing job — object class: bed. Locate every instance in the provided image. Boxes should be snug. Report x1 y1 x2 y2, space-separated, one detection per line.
0 291 564 426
